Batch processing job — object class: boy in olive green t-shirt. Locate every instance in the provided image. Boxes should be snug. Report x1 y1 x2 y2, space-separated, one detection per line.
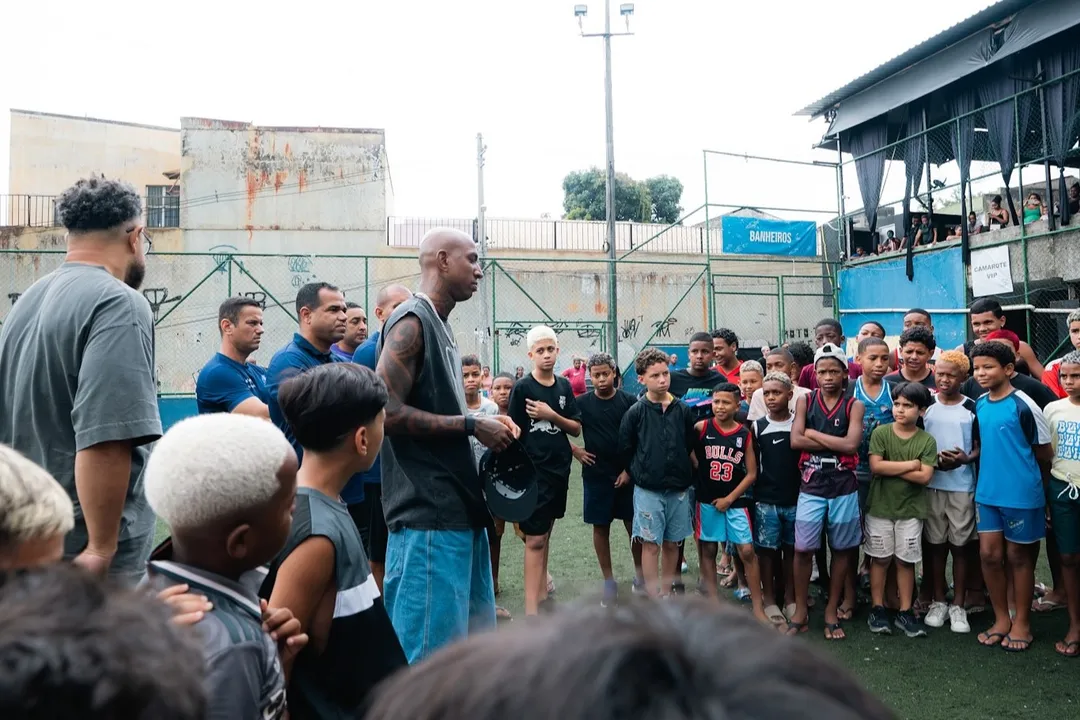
864 382 938 638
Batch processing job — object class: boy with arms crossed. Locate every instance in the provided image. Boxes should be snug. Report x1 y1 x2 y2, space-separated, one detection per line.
262 364 407 716
1042 351 1080 656
572 352 644 605
509 326 582 616
619 348 697 597
789 344 865 640
922 350 979 633
864 382 937 639
753 372 803 626
970 342 1051 652
694 382 767 622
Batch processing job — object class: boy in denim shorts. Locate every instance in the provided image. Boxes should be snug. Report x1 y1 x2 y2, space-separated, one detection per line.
618 348 696 598
752 372 802 625
788 344 865 640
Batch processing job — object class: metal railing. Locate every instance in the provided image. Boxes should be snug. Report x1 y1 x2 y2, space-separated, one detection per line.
0 194 180 229
388 215 712 254
1 195 58 228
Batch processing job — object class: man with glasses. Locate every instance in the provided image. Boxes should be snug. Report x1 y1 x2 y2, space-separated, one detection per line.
0 177 161 584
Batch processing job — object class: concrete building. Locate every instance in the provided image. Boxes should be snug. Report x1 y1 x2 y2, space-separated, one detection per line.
180 117 392 254
7 109 180 227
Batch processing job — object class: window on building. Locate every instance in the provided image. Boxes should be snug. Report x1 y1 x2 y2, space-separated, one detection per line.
146 185 180 228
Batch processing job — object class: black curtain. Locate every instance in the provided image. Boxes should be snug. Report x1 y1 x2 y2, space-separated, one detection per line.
846 118 889 239
979 74 1030 225
902 108 925 281
1044 46 1080 225
951 91 978 265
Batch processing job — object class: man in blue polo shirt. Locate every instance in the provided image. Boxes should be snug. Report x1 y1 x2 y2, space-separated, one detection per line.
196 297 271 417
330 302 368 362
351 283 412 590
266 281 348 455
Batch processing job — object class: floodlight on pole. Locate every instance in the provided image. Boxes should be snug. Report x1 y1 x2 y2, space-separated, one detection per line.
576 0 635 368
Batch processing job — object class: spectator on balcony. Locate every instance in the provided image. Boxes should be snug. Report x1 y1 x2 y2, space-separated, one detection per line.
913 215 937 247
1068 184 1080 216
987 195 1010 228
968 211 984 236
877 232 894 254
1023 193 1046 225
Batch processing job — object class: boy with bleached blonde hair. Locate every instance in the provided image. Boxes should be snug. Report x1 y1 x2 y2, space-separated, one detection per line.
508 325 582 615
0 443 74 570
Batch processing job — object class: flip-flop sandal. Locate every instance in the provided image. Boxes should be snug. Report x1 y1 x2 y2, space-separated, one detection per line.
965 602 987 614
495 606 512 620
824 622 846 641
1032 596 1066 613
978 631 1007 647
1001 635 1034 653
1034 582 1049 598
837 606 854 621
1056 640 1080 658
784 603 798 621
764 604 787 626
785 619 809 636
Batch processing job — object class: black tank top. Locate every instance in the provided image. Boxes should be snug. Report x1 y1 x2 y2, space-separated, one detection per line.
695 419 753 507
800 391 858 498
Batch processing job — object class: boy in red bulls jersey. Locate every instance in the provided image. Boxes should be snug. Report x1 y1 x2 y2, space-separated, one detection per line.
694 382 768 624
789 344 865 641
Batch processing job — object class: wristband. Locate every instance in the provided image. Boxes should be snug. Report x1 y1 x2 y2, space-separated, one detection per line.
464 415 476 436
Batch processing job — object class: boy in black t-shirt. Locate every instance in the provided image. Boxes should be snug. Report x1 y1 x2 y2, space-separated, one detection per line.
572 352 644 606
884 327 937 391
669 331 725 421
753 371 803 626
509 326 582 616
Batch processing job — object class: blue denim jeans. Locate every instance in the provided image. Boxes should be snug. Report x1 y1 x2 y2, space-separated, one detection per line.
383 527 496 663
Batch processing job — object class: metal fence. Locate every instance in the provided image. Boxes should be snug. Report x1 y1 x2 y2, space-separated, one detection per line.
0 194 179 229
0 249 838 395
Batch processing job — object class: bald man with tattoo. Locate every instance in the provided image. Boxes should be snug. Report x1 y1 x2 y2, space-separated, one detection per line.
376 228 519 662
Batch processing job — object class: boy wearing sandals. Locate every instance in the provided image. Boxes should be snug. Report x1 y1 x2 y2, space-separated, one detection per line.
789 344 865 641
863 382 937 639
1043 351 1080 657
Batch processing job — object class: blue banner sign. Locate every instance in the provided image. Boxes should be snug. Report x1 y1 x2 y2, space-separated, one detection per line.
721 216 817 257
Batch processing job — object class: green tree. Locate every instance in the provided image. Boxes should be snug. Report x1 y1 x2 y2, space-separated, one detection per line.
645 175 684 224
562 168 684 223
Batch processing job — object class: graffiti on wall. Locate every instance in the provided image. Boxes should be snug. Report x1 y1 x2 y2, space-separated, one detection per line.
142 288 181 322
287 255 318 289
499 321 604 348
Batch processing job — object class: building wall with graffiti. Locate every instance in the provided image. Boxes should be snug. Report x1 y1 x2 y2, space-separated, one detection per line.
180 117 390 254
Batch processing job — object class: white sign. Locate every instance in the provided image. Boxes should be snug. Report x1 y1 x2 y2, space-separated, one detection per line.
971 246 1014 298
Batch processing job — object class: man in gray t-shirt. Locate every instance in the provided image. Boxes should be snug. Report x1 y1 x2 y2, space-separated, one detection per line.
0 178 160 584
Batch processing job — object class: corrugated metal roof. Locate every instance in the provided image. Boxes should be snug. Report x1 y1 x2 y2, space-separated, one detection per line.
794 0 1038 118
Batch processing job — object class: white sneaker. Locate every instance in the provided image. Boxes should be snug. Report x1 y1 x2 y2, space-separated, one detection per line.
924 601 949 628
948 604 971 633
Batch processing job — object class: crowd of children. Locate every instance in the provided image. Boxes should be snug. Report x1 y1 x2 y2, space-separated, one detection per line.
473 301 1080 656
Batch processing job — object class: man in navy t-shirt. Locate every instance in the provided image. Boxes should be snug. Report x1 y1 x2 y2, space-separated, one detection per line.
196 297 271 417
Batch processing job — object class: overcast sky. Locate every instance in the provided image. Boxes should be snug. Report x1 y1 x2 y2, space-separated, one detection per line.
3 0 993 220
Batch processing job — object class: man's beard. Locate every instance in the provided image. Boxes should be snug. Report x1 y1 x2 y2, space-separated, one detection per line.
124 259 146 290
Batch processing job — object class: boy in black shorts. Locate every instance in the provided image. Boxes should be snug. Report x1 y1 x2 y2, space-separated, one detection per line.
509 325 582 616
487 371 516 607
262 363 407 717
572 352 644 606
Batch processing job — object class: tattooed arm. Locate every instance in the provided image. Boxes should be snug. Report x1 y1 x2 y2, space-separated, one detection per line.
377 315 465 436
377 314 517 449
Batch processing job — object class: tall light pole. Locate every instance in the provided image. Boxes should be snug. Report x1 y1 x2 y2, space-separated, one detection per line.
476 133 491 368
577 2 634 366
